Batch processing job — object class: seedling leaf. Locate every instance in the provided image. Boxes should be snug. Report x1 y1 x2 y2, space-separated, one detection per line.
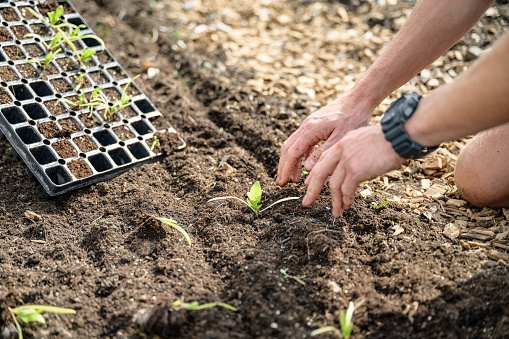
156 217 191 246
310 326 341 337
80 48 96 62
47 5 64 25
246 181 262 212
172 300 237 312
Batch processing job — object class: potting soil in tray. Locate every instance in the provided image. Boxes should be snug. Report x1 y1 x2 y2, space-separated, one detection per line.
0 0 185 197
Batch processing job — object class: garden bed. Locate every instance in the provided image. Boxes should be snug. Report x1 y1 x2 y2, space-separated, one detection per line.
0 0 507 338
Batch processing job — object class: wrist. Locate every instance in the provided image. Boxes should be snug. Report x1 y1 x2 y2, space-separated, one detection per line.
382 93 439 159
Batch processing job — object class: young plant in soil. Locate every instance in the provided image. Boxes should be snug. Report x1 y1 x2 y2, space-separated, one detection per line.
311 301 355 339
57 75 140 119
8 305 76 339
156 217 191 246
150 135 161 151
370 200 388 209
207 181 300 215
24 5 104 68
171 300 237 312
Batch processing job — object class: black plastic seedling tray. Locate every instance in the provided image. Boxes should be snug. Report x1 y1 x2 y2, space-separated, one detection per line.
0 0 185 197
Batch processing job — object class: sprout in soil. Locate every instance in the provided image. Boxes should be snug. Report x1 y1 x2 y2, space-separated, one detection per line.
156 217 191 246
57 75 139 119
207 181 300 215
311 301 355 339
25 5 105 68
8 305 76 339
280 268 306 280
73 73 87 93
150 135 161 151
370 200 388 209
171 300 237 312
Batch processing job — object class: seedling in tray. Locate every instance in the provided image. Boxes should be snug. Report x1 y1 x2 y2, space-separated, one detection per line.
8 305 76 339
24 5 105 68
57 75 140 119
207 181 300 215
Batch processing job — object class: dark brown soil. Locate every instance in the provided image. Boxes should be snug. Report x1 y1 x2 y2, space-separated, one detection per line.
73 134 98 152
0 66 19 82
113 125 135 140
58 117 82 134
16 64 38 78
19 6 37 20
29 23 52 37
149 116 170 130
23 43 45 58
11 25 29 40
52 139 78 158
95 50 114 64
78 113 101 128
103 87 121 101
50 78 73 93
89 70 110 85
68 158 93 178
0 27 12 42
0 87 12 104
107 66 127 81
119 106 137 118
37 120 60 139
0 7 20 21
55 57 79 72
44 99 67 115
0 0 507 339
3 46 25 60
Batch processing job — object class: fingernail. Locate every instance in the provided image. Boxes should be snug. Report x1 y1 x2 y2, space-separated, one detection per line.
302 195 308 206
304 159 316 171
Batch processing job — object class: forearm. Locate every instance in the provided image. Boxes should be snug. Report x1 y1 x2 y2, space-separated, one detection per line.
405 31 509 146
347 0 493 110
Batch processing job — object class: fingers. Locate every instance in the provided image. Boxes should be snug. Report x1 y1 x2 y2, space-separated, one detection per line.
329 165 346 217
302 146 342 207
304 135 338 171
277 132 318 186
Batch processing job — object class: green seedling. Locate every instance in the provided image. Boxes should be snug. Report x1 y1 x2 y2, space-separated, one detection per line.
280 268 306 280
27 48 61 70
150 135 161 151
80 48 96 62
207 181 300 215
171 300 237 312
370 200 388 209
73 73 87 93
311 301 355 339
25 6 105 68
8 305 76 339
156 217 192 246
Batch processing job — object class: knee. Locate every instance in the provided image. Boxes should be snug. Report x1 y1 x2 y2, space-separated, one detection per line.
455 140 509 208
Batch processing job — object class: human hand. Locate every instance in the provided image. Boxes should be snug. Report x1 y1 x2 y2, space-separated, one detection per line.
276 94 373 187
302 125 406 217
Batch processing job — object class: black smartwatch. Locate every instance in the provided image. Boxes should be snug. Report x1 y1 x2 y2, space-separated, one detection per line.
381 92 439 159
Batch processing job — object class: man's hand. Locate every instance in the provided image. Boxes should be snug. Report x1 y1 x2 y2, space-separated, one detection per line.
302 125 405 217
276 94 372 186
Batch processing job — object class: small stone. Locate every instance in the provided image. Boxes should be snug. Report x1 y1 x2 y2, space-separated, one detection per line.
147 67 160 79
427 79 440 88
24 210 42 221
270 322 278 329
443 223 460 240
327 280 341 293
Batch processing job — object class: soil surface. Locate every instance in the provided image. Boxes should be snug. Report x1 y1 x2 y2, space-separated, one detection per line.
1 0 508 339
